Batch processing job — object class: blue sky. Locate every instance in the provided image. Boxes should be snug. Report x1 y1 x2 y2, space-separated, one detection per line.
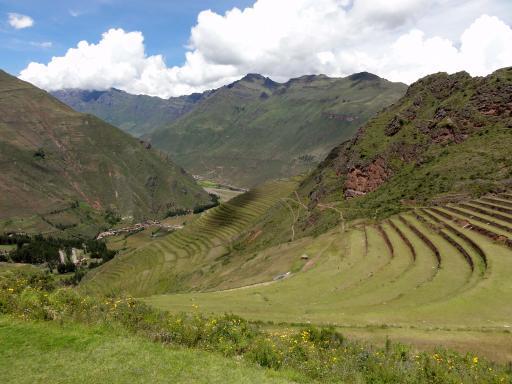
0 0 253 75
2 0 512 97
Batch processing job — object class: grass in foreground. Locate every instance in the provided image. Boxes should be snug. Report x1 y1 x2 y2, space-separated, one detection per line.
2 271 511 383
0 317 295 384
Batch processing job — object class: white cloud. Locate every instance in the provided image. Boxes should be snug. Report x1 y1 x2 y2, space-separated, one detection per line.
19 28 239 97
19 1 512 97
8 13 34 29
383 15 512 83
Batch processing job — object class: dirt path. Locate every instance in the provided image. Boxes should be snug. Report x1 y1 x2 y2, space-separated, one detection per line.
212 278 282 293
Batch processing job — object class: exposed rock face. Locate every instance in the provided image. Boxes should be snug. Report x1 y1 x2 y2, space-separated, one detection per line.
385 116 403 136
470 78 512 117
405 71 472 100
345 158 391 198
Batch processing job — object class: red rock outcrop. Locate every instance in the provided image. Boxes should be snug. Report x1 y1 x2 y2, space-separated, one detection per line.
344 157 390 198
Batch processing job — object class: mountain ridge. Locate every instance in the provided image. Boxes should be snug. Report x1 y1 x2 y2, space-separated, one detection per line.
0 70 211 236
301 67 512 219
51 73 407 186
51 87 214 137
151 72 407 187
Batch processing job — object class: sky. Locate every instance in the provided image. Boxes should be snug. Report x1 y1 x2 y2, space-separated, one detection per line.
1 0 512 98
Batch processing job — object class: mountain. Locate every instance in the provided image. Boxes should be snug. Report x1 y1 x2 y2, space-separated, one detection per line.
53 73 407 188
0 70 211 235
222 67 512 253
150 73 407 187
51 88 212 138
298 67 512 222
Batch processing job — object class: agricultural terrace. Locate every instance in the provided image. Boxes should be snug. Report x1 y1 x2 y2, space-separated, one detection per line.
142 192 512 362
82 180 299 296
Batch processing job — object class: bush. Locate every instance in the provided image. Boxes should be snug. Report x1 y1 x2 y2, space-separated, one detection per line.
246 338 282 369
57 262 76 274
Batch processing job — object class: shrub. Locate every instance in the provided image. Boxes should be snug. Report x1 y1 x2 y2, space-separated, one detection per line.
246 337 282 369
57 262 76 274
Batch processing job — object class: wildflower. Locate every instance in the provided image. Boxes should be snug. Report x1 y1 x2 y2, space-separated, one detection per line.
7 288 14 292
472 356 479 365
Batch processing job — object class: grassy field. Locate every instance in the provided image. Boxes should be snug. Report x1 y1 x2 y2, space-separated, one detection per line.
4 269 511 383
0 317 298 384
0 263 39 276
140 192 512 362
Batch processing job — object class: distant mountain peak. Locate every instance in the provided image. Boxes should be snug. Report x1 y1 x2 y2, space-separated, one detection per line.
52 88 108 102
284 74 332 86
347 72 381 82
228 73 279 90
241 73 267 82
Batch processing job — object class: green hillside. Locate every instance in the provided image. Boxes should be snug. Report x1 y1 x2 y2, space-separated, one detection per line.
51 88 211 138
0 70 211 236
151 73 406 187
81 179 299 296
146 193 512 362
51 73 405 188
300 67 512 222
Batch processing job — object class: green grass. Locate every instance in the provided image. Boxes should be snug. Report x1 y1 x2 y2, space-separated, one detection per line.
81 180 299 296
0 317 296 384
198 180 220 188
0 263 40 276
142 193 512 362
3 272 511 383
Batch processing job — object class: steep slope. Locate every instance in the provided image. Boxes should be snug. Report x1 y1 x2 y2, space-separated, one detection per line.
81 179 298 296
151 73 406 187
223 68 512 254
0 70 211 233
51 88 211 137
299 67 512 220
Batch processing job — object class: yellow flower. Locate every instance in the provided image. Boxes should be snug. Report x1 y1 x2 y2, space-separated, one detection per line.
7 288 14 292
472 356 478 364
